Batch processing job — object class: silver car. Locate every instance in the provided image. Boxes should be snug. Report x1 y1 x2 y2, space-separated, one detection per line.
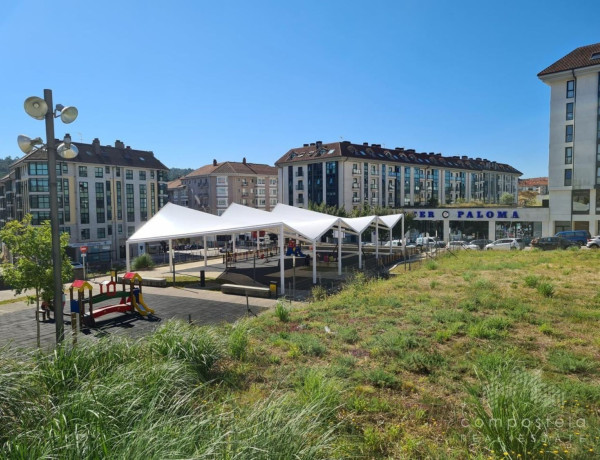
485 238 523 250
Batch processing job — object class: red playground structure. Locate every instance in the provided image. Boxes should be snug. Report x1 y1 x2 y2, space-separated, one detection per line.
70 270 154 327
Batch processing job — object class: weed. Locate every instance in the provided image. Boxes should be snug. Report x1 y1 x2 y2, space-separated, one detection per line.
537 282 555 298
274 300 291 322
338 327 360 344
365 367 398 389
289 333 327 357
400 350 445 374
425 260 438 270
524 274 540 288
228 321 250 360
548 349 597 374
311 285 327 301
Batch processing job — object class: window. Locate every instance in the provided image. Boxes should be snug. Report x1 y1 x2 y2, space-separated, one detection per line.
79 166 87 177
216 176 227 184
81 229 90 240
118 224 123 234
107 226 112 236
97 228 105 239
565 147 573 164
566 125 573 142
79 182 89 224
572 189 590 214
150 170 155 179
217 198 227 207
257 178 265 185
566 102 574 120
28 162 48 176
269 178 277 185
567 80 575 98
105 166 110 174
116 167 121 177
139 184 147 221
270 198 277 206
126 169 133 180
116 182 123 219
29 195 50 209
31 211 50 225
564 169 572 186
139 171 146 180
29 178 49 192
270 188 277 196
95 167 103 178
96 183 105 223
127 226 135 237
126 184 135 221
216 187 227 196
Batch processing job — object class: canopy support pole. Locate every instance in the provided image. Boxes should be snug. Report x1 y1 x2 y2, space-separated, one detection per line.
402 216 406 263
375 221 379 260
203 235 207 267
232 234 236 254
358 233 362 269
312 242 317 284
338 222 342 276
389 227 393 254
279 225 285 295
168 239 173 272
126 242 130 272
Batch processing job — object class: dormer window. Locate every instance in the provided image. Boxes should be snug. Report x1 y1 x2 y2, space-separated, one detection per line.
591 52 600 60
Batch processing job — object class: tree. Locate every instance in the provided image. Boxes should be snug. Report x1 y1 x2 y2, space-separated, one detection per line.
499 192 515 206
0 216 72 345
168 167 193 181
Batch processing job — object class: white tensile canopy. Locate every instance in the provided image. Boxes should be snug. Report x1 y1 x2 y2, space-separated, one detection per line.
126 202 404 294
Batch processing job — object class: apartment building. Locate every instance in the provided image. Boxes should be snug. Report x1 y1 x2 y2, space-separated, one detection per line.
276 141 521 211
167 178 188 207
538 42 600 233
180 158 278 215
0 138 169 263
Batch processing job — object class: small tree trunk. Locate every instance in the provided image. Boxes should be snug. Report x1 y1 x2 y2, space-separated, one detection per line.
35 289 40 348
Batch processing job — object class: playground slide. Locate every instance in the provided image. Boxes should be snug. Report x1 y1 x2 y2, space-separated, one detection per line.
131 292 155 316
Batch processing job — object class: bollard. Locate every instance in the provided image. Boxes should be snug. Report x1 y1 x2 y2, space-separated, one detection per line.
200 270 206 287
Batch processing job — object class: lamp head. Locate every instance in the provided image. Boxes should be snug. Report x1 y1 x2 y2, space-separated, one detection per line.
17 134 43 154
57 134 79 159
55 104 78 124
24 96 48 120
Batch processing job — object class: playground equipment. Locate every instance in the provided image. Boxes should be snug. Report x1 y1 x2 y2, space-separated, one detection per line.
285 240 305 257
70 270 154 327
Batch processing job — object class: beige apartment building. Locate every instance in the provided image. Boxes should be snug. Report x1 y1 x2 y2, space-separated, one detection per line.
178 158 278 215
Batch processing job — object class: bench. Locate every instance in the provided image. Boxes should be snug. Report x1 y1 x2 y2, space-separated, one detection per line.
117 276 167 287
221 284 271 298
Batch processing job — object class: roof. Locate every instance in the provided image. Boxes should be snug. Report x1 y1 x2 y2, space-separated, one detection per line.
185 161 277 178
275 141 522 175
167 178 185 190
127 202 403 244
538 43 600 77
12 138 168 170
518 177 548 187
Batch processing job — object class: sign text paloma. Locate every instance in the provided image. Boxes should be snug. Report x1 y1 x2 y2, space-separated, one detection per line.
413 210 520 220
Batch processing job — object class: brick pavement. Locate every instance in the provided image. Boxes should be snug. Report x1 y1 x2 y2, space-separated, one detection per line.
0 285 278 351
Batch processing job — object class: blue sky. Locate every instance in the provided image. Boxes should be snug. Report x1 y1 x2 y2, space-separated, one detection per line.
1 0 599 178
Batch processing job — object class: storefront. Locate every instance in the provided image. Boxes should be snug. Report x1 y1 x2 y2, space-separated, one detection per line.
409 208 550 242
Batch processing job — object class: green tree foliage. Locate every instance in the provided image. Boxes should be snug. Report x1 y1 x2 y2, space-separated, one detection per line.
168 167 193 181
499 192 515 205
0 156 18 178
0 215 72 306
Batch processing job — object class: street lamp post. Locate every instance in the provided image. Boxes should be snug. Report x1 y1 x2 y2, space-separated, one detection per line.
19 89 78 344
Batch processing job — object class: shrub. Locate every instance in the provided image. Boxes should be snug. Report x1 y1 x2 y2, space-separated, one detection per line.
131 252 155 270
311 285 327 301
365 367 398 389
274 300 291 322
338 327 360 344
537 282 555 298
425 260 438 270
289 333 327 357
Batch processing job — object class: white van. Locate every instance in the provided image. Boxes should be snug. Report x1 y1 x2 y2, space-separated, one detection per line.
416 236 442 247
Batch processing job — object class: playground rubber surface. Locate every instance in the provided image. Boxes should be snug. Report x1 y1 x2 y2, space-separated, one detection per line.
0 287 278 351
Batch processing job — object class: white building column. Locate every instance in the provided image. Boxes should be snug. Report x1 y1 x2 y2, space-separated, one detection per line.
375 220 379 260
443 219 450 243
488 220 496 241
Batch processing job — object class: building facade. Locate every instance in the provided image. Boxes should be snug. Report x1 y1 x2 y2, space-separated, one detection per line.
0 138 169 263
180 159 278 215
167 178 188 207
276 141 521 211
538 42 600 234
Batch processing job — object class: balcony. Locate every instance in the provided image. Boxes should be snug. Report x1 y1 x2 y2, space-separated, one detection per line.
241 192 249 197
352 169 360 175
297 198 304 204
352 183 360 189
241 180 248 186
295 171 304 177
296 184 304 191
352 197 360 203
371 197 379 204
370 184 378 190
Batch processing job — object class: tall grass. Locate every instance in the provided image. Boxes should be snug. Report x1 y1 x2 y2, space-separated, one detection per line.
0 322 340 459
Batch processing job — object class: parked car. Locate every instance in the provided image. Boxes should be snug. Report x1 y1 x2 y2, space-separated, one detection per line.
467 239 493 250
485 238 524 250
383 239 401 247
446 240 470 250
416 236 445 248
554 230 591 246
531 236 577 250
586 236 600 249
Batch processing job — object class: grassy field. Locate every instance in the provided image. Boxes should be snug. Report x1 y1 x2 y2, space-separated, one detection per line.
1 249 599 459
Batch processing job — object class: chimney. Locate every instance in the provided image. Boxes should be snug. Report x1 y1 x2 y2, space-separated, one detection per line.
92 138 101 154
213 159 217 166
363 142 369 146
115 140 125 149
395 147 404 151
243 157 246 164
316 140 322 148
462 155 468 160
303 143 309 147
